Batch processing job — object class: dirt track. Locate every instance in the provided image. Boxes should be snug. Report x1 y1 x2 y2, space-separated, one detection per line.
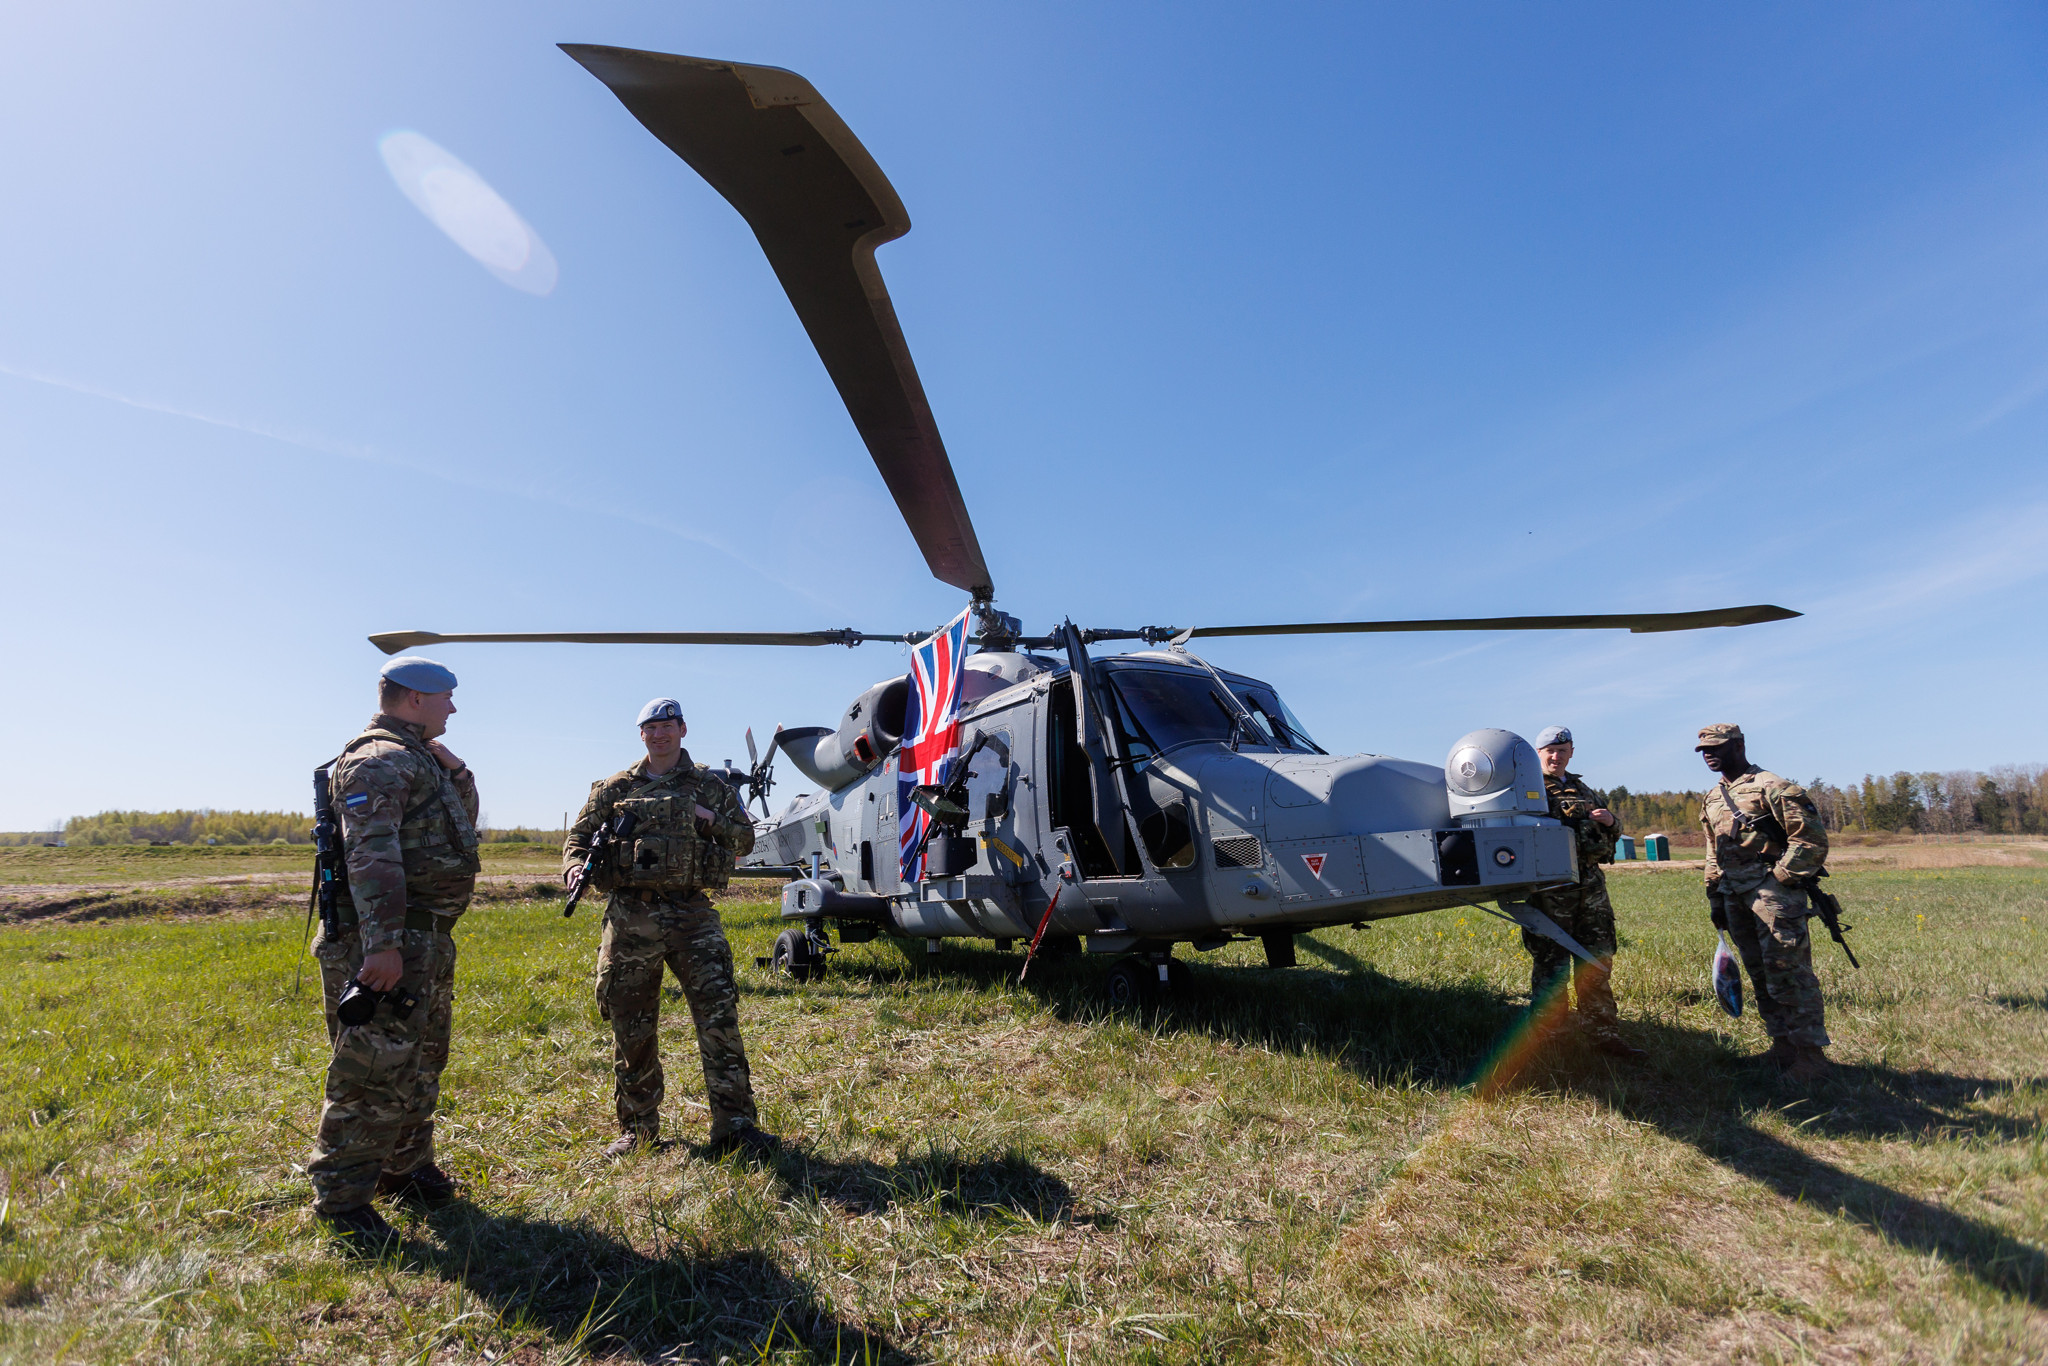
0 872 789 927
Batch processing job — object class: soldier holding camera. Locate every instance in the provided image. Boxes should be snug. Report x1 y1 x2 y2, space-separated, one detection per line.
307 656 482 1246
563 698 773 1160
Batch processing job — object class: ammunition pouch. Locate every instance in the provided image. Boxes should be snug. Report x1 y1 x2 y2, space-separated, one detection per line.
610 793 734 892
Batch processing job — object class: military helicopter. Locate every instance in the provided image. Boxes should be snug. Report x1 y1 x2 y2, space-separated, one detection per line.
371 44 1798 1006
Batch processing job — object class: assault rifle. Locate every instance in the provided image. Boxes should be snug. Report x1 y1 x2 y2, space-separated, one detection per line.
310 765 349 940
563 810 636 918
1801 870 1860 969
300 764 350 994
1714 779 1860 968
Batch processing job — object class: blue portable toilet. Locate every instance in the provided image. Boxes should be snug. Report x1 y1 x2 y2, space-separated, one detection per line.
1644 833 1671 861
1614 835 1636 861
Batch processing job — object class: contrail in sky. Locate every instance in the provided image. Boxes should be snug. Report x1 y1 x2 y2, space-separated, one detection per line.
0 358 835 608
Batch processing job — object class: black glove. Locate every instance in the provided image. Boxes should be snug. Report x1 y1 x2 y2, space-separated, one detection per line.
1707 887 1728 932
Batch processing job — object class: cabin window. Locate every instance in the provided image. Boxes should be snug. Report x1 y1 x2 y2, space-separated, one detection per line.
1140 800 1195 869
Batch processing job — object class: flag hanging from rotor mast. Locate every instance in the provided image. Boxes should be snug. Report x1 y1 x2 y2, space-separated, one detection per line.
898 604 974 883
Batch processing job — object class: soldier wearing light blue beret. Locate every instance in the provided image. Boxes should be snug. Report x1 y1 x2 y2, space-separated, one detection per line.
306 655 481 1247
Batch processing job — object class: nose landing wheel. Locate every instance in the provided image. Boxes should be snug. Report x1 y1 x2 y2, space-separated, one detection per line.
1103 953 1189 1010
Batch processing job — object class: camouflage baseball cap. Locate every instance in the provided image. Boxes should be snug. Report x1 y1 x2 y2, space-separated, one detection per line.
1534 725 1572 748
1695 722 1743 749
637 697 684 726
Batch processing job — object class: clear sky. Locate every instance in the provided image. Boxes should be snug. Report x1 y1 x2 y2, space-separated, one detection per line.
4 1 2047 830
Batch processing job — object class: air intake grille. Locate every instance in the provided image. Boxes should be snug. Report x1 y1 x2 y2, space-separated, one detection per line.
1213 835 1264 869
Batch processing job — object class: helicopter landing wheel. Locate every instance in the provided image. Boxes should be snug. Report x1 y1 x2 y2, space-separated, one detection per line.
772 928 826 983
1103 959 1155 1011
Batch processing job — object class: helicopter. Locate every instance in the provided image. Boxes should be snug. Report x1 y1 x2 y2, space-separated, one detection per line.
371 44 1799 1007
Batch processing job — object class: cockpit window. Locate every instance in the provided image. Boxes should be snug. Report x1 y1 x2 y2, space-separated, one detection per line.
1105 668 1324 760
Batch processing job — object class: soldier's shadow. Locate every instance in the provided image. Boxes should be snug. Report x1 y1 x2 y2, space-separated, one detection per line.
406 1203 909 1364
817 941 2048 1309
764 1145 1092 1224
1503 1023 2048 1308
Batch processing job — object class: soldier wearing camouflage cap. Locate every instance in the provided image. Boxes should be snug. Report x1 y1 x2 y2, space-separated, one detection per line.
307 656 482 1247
1525 727 1644 1059
1696 723 1834 1084
563 697 774 1160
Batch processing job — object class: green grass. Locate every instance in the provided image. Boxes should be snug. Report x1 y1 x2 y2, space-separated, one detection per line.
1 868 2043 1362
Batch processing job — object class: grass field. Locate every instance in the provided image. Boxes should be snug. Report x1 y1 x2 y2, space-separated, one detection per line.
1 865 2044 1363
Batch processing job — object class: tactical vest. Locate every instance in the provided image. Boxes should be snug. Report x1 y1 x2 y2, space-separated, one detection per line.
609 767 736 893
339 725 482 883
1548 773 1614 867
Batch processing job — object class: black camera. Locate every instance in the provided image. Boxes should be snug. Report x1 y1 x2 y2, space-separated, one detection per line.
336 976 421 1028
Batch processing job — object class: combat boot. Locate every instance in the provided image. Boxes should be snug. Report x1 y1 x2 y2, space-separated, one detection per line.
1759 1038 1795 1070
704 1120 781 1162
1592 1035 1647 1061
605 1130 655 1160
376 1163 457 1208
1781 1044 1832 1084
318 1203 398 1250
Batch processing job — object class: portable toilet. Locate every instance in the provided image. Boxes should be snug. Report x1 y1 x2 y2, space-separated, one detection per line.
1644 833 1671 861
1614 835 1636 861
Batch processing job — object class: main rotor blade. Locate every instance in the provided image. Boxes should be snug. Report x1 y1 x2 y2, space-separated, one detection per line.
1181 604 1800 639
368 629 907 656
561 44 993 600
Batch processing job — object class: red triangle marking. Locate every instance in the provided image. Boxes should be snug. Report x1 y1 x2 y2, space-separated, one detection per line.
1302 853 1327 878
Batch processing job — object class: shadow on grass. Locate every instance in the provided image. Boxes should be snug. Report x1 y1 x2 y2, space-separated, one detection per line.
408 1204 910 1364
821 941 2048 1308
769 1145 1089 1225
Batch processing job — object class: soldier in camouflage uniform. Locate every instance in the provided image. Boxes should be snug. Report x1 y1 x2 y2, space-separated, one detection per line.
564 697 773 1159
1696 723 1833 1083
307 656 482 1246
1524 726 1644 1059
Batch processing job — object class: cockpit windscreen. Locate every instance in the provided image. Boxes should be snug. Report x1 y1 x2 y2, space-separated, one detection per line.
1106 668 1325 762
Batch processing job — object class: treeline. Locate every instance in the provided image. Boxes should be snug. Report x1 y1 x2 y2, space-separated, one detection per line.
1607 764 2048 839
54 810 565 847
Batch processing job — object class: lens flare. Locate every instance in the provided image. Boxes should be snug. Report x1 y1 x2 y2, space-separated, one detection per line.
379 130 558 296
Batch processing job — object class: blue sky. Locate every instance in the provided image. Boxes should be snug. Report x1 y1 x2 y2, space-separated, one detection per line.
4 2 2047 829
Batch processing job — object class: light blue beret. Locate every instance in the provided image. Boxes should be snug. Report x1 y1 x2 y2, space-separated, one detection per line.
1534 725 1572 748
380 655 458 693
637 697 684 726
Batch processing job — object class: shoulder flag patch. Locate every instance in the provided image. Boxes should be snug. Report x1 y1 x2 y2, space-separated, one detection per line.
343 792 370 810
1301 852 1327 878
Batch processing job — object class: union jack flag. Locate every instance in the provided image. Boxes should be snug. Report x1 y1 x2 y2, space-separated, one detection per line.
898 603 974 883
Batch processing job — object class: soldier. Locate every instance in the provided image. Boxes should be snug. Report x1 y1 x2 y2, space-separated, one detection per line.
1525 726 1644 1059
1696 723 1833 1083
564 697 774 1159
307 655 482 1247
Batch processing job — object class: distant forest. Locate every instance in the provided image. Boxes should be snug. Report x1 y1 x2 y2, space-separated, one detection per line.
1607 765 2048 840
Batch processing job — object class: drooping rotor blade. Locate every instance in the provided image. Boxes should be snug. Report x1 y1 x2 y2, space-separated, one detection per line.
745 727 759 768
561 44 993 600
1099 604 1799 644
367 628 908 656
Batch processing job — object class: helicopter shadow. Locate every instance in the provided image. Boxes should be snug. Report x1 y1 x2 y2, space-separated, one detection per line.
391 1201 911 1364
821 943 2048 1307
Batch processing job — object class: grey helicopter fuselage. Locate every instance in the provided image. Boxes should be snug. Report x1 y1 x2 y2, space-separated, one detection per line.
746 647 1578 955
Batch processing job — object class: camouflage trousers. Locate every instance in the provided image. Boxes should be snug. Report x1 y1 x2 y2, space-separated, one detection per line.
1525 868 1621 1038
1719 877 1831 1048
596 892 757 1142
305 924 455 1213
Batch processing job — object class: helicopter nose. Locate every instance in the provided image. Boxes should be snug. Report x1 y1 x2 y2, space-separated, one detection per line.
1262 754 1452 841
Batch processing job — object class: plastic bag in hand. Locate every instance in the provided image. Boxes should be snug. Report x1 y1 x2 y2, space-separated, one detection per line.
1713 934 1743 1019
